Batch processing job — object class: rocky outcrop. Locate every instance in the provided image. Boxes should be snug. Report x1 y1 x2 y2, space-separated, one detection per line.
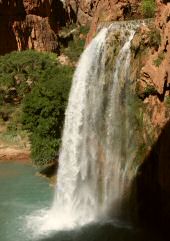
130 0 170 231
66 0 141 44
0 0 67 55
86 0 142 44
130 0 170 140
66 0 141 24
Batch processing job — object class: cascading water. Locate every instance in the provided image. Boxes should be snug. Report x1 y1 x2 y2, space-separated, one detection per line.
26 21 147 236
49 22 139 229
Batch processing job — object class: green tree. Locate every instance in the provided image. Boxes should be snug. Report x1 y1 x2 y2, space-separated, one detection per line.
22 63 74 166
0 50 58 103
0 50 74 166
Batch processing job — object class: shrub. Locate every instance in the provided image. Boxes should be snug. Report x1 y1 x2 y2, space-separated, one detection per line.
165 96 170 107
153 51 165 67
0 50 58 103
143 85 158 97
141 0 156 18
22 63 74 166
148 28 161 50
63 38 85 62
145 86 156 94
60 24 89 62
0 50 74 166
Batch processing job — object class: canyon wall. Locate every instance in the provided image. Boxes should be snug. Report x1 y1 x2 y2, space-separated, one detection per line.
129 0 170 230
0 0 67 54
0 0 141 55
66 0 141 44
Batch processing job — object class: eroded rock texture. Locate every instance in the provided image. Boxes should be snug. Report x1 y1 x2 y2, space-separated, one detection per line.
0 0 67 54
130 0 170 140
130 0 170 231
65 0 141 44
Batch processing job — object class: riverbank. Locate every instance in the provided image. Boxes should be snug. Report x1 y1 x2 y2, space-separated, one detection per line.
0 144 31 163
0 123 31 163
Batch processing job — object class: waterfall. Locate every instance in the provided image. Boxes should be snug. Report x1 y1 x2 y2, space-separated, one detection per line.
50 21 141 230
26 21 146 236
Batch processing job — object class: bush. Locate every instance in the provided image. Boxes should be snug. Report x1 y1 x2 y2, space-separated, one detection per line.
0 50 74 166
30 135 61 166
141 0 156 18
22 62 74 166
0 50 58 104
165 96 170 107
153 51 165 67
63 38 85 62
144 85 157 95
148 28 161 50
60 24 89 62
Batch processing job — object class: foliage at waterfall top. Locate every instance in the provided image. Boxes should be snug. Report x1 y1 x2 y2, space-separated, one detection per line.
141 0 156 18
0 50 74 165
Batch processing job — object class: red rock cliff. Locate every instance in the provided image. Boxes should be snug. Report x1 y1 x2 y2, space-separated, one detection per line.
131 0 170 138
129 0 170 230
0 0 67 54
66 0 141 44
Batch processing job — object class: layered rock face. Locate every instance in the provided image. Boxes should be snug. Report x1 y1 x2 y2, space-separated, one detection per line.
131 0 170 162
0 0 66 54
66 0 141 44
66 0 141 24
130 0 170 230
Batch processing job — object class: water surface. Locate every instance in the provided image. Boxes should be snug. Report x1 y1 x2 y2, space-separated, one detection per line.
0 161 53 241
0 161 164 241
